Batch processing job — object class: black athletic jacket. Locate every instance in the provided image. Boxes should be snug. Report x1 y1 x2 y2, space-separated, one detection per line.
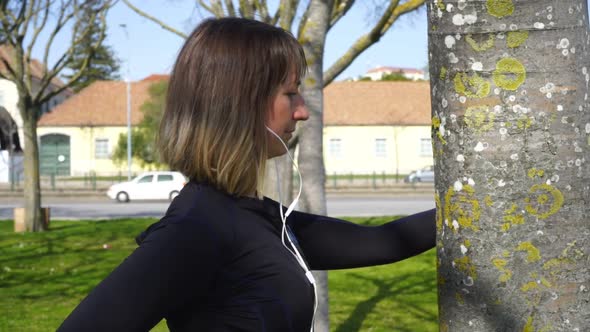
58 180 436 331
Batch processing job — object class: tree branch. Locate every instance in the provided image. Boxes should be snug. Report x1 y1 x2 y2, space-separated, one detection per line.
212 0 226 17
123 0 188 38
197 0 215 15
329 0 354 29
296 0 312 39
38 0 75 94
276 0 299 30
37 2 109 108
223 0 237 16
18 0 35 40
323 0 425 86
238 0 255 19
253 0 271 23
25 0 50 78
0 57 16 81
14 0 28 27
0 2 19 45
198 0 225 18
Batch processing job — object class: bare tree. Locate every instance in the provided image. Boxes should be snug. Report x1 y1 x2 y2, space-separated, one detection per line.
428 0 589 330
0 0 113 231
123 0 426 330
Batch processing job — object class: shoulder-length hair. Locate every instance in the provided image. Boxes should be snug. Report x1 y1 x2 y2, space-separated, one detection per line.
158 17 307 197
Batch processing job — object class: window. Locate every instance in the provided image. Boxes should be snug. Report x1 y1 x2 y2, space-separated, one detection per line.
375 138 387 158
95 138 109 159
420 138 433 156
157 174 173 182
328 138 342 158
138 175 153 183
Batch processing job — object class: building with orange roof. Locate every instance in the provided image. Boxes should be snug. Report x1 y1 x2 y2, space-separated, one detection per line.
323 81 432 175
37 75 168 176
363 66 426 81
37 77 433 176
0 45 72 182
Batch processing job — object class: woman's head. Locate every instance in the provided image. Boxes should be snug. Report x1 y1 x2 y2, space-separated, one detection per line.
159 17 307 197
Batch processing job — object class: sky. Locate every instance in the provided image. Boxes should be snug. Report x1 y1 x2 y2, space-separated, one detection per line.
103 1 429 82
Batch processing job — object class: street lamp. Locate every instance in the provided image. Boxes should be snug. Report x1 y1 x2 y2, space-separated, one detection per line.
119 24 132 180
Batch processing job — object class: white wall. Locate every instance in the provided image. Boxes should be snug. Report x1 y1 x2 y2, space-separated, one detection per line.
0 78 69 151
0 150 24 183
38 126 150 176
323 125 433 175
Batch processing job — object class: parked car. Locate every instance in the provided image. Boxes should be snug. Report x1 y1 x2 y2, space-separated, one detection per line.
404 166 435 183
107 171 187 202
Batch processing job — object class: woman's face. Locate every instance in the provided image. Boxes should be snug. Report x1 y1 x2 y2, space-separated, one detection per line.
266 74 309 158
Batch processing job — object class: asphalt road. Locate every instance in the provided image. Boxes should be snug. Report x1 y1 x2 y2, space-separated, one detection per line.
0 194 435 220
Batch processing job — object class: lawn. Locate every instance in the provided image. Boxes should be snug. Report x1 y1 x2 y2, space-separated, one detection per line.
0 217 437 332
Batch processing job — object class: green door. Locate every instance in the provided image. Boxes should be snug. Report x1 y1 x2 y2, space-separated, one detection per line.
40 134 70 176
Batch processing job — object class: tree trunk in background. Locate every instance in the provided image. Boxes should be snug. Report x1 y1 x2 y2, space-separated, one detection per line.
298 1 333 331
428 0 589 330
20 94 44 232
263 148 294 202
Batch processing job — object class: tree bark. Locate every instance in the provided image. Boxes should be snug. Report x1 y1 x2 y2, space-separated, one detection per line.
263 149 294 202
298 1 333 330
428 0 590 330
20 94 44 232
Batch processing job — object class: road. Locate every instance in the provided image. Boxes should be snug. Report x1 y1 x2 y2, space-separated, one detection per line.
0 194 435 220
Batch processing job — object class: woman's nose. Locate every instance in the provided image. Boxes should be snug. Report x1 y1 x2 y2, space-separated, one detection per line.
293 96 309 121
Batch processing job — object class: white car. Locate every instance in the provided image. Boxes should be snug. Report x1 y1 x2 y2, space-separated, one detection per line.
404 166 435 183
107 171 187 202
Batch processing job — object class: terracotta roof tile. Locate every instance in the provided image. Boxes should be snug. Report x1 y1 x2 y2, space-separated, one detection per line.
0 45 67 88
38 80 159 126
324 81 431 126
40 80 432 127
141 74 169 82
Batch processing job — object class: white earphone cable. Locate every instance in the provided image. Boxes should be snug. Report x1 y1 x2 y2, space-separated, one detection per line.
267 126 317 332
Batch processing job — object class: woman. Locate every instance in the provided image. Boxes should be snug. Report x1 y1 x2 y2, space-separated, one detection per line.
58 17 436 332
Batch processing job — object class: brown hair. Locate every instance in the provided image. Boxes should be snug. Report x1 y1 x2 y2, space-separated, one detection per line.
158 17 306 197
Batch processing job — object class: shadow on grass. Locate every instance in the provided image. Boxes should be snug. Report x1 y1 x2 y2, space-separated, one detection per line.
334 272 437 332
0 219 152 299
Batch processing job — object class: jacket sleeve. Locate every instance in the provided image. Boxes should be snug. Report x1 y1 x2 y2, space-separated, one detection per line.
289 209 436 270
57 218 228 332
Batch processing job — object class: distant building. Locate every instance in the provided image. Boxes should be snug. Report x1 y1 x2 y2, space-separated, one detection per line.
362 66 426 81
37 75 168 176
323 81 433 175
0 45 72 183
38 77 433 177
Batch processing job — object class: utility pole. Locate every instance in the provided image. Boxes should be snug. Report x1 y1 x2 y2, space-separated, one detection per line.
119 24 132 180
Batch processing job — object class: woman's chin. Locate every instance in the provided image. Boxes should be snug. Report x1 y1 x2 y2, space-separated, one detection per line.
267 149 288 159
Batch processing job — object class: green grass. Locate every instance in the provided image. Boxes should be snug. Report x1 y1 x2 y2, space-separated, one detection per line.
0 217 437 332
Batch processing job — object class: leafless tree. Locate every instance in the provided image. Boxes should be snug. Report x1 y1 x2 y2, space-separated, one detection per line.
123 0 426 330
0 0 114 231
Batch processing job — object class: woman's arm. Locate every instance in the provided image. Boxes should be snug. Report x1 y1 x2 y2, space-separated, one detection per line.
289 209 436 270
57 218 226 331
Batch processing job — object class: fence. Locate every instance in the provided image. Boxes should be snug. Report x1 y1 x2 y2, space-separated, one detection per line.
0 171 138 192
0 171 433 193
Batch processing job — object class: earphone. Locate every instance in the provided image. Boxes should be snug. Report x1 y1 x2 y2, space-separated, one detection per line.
266 126 318 332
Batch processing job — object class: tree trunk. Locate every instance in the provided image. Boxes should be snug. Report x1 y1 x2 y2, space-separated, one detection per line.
298 1 334 331
428 0 589 330
20 94 45 232
264 150 294 202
